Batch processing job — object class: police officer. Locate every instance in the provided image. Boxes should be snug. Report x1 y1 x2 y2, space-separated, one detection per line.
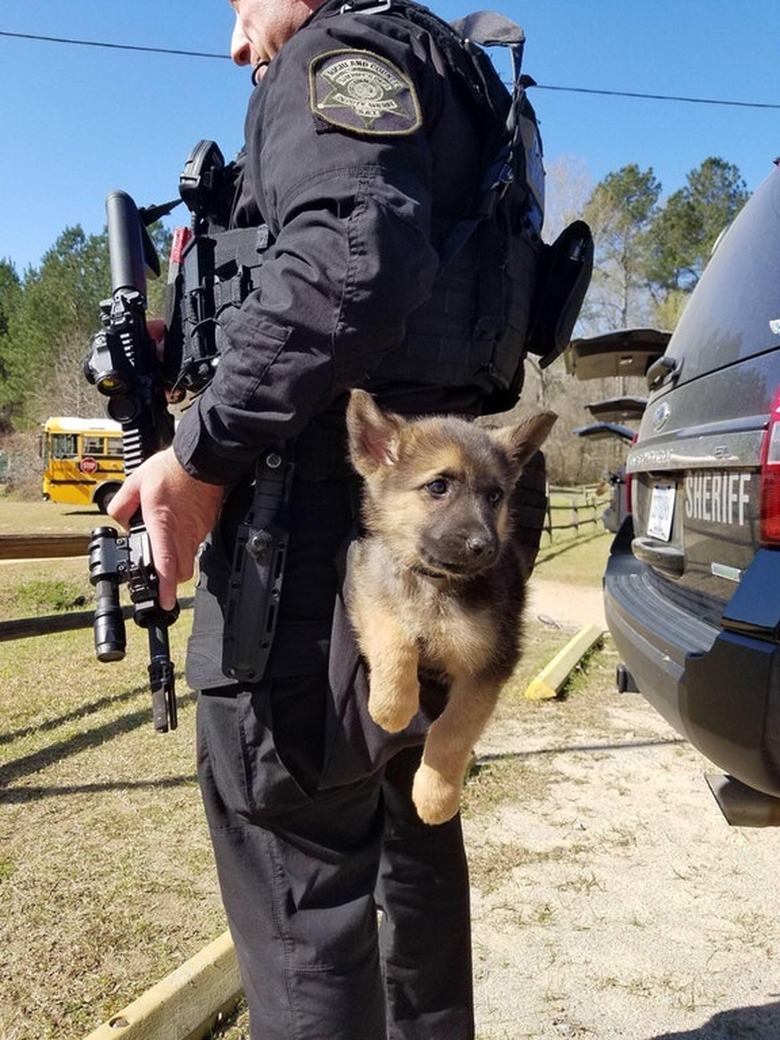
110 0 544 1036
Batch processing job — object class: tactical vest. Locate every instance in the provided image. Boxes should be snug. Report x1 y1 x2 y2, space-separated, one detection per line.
164 5 592 414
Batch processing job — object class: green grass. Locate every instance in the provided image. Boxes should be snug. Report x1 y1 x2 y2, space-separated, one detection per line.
0 498 109 535
12 577 88 613
0 622 222 1040
535 526 612 587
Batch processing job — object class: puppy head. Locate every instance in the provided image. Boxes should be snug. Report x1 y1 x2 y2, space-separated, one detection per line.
346 390 556 578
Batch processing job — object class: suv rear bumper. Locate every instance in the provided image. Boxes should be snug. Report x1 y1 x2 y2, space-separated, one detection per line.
604 522 780 796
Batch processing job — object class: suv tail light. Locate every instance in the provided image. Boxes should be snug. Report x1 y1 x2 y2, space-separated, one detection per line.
759 387 780 545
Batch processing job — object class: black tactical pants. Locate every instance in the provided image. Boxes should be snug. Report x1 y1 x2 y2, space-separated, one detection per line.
197 675 474 1040
189 454 473 1038
194 438 547 1039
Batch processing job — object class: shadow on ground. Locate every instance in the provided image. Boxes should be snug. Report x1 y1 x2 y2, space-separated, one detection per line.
651 999 780 1039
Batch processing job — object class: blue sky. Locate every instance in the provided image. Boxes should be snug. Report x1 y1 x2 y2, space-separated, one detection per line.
1 0 777 273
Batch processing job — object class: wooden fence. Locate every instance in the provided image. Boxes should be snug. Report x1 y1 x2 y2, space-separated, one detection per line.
0 486 610 640
544 484 610 539
0 532 92 560
0 533 192 642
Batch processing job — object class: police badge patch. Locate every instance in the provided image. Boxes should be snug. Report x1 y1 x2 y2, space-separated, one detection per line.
309 49 422 135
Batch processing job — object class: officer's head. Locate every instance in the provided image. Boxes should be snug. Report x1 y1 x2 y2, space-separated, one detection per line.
229 0 324 79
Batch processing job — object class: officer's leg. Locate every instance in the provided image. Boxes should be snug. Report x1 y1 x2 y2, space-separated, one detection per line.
197 683 387 1040
377 745 475 1040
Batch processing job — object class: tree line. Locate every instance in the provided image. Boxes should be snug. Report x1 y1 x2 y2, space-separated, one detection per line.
0 155 749 482
576 155 748 335
515 155 748 482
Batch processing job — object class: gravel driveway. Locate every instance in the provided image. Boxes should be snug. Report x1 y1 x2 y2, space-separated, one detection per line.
467 580 780 1039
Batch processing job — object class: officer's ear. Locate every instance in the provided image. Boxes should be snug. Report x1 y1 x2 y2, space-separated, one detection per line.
346 389 404 477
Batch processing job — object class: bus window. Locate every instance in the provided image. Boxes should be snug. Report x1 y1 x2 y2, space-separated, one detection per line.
83 434 123 457
83 435 104 456
51 433 78 459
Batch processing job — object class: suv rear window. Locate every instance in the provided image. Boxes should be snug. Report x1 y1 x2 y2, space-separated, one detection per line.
667 169 780 383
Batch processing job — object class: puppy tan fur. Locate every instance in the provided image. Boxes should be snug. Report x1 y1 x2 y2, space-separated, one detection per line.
345 389 556 825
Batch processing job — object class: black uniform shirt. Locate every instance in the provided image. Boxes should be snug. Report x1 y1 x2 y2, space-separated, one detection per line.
173 0 489 487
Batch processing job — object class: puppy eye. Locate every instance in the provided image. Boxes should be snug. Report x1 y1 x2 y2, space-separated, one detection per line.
425 478 449 497
488 488 504 507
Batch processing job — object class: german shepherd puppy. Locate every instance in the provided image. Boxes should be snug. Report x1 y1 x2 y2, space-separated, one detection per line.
345 389 556 825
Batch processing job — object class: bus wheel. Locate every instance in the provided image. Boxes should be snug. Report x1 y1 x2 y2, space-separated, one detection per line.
95 483 121 515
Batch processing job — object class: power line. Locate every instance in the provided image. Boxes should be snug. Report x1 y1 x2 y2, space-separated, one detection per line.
0 29 228 60
535 82 780 111
2 28 779 111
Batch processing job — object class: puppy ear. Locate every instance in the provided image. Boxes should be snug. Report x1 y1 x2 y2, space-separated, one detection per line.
492 410 557 468
346 389 405 476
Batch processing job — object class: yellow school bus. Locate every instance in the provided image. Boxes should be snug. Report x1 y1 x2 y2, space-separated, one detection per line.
41 417 125 513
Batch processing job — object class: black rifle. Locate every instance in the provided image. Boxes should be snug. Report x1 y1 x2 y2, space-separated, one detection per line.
84 190 180 732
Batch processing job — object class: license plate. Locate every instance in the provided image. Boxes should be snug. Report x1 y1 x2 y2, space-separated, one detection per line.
647 484 676 542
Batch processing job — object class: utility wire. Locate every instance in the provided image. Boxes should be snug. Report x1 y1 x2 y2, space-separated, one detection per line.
2 28 779 111
0 29 229 60
535 82 780 111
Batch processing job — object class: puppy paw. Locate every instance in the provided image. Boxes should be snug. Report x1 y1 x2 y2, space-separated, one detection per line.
412 763 462 825
368 678 419 734
368 695 417 733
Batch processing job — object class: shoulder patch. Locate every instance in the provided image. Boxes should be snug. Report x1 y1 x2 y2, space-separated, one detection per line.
309 49 422 136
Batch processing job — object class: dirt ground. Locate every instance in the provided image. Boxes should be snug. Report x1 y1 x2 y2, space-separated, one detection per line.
467 577 780 1040
527 577 607 631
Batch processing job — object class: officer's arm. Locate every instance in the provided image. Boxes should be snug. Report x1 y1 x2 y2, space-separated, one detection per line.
174 29 442 485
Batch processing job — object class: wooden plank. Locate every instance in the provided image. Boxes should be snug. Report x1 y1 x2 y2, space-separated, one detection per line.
0 600 193 642
0 532 94 560
0 608 103 641
524 623 605 700
83 930 242 1040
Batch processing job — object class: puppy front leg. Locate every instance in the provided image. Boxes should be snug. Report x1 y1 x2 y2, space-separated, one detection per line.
359 608 420 733
412 677 500 825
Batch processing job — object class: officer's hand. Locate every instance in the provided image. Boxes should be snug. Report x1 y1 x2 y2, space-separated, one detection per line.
108 447 225 611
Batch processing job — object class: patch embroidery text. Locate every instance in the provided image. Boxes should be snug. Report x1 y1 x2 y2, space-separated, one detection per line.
309 50 421 135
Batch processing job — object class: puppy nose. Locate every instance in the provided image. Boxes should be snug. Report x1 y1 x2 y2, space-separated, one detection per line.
466 533 496 558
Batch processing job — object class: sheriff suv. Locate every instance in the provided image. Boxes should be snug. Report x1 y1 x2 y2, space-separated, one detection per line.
603 159 780 812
